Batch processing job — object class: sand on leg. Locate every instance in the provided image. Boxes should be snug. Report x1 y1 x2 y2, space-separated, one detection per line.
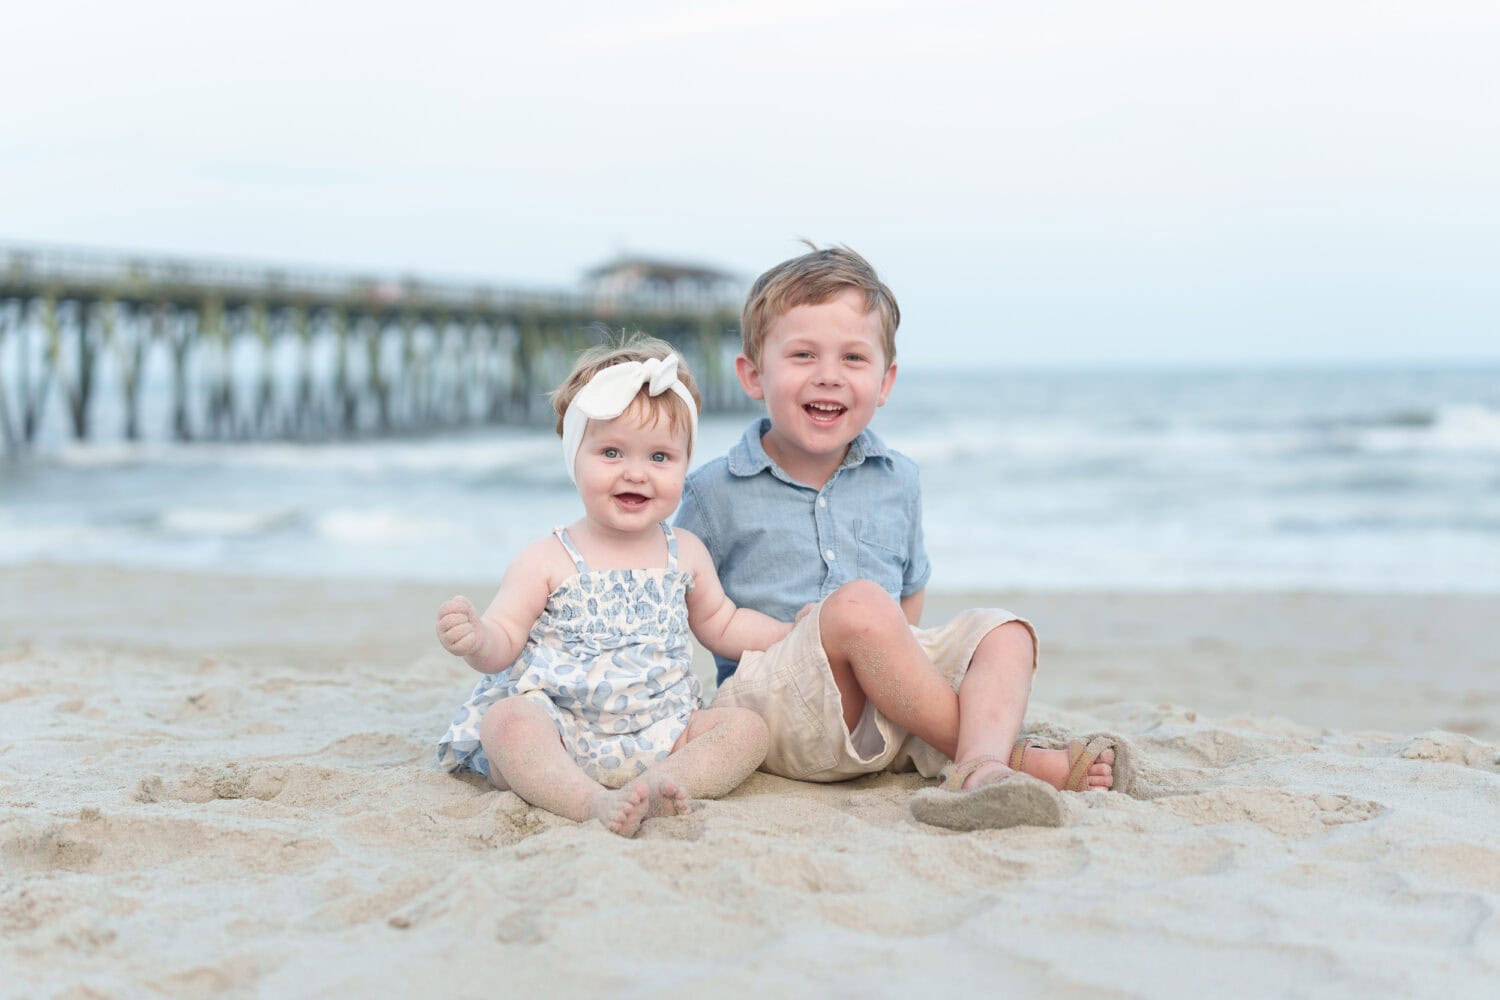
639 706 770 817
480 696 651 837
817 583 1104 790
819 580 961 752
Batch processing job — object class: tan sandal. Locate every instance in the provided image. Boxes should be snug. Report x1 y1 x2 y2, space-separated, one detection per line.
934 753 1010 791
1011 732 1138 794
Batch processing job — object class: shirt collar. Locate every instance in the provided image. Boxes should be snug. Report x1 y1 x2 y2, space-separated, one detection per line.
726 418 891 479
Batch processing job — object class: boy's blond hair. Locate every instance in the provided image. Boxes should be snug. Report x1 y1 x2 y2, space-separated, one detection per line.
550 333 702 441
739 244 900 369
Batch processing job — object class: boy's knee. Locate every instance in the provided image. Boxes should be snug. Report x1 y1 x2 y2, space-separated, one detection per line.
973 620 1037 670
821 580 904 640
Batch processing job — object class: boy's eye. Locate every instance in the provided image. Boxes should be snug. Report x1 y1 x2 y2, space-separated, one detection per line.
844 353 867 363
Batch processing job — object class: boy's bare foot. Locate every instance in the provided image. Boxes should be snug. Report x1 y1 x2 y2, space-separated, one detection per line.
965 747 1115 792
644 775 690 818
590 781 651 836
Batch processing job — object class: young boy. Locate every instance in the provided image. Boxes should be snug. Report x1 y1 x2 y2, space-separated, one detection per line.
675 245 1134 829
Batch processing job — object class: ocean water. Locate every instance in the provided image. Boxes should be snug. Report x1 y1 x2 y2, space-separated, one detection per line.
2 365 1497 594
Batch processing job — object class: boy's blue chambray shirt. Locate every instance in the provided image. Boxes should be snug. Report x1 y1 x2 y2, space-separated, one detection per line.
675 418 930 685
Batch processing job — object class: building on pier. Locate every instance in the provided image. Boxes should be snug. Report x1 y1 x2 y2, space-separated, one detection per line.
583 255 742 311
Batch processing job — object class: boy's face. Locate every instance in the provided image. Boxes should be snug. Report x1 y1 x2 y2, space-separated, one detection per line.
735 286 896 484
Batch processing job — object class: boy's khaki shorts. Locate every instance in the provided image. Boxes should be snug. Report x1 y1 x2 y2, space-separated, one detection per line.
710 601 1037 783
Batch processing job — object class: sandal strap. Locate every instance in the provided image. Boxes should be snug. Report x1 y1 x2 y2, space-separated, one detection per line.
1009 738 1035 772
940 753 1010 791
1066 736 1116 792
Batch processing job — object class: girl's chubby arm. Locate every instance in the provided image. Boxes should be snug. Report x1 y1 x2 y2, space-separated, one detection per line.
435 537 557 674
677 529 793 660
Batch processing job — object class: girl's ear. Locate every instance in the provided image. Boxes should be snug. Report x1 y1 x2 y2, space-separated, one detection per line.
734 354 765 401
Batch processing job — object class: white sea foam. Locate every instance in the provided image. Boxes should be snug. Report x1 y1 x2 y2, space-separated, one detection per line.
316 508 459 544
157 507 300 536
7 367 1499 592
1359 404 1500 454
53 433 561 476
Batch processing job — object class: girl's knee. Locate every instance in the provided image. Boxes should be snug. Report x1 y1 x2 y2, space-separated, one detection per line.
727 706 769 749
479 696 544 745
679 706 769 756
719 707 770 764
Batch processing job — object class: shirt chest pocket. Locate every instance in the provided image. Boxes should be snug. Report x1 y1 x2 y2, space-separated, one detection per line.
855 520 907 591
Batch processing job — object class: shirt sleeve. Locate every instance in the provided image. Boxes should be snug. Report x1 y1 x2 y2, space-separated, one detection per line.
902 470 932 596
674 476 713 561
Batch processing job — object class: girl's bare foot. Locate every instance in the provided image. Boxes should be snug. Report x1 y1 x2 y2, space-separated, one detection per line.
590 781 651 836
644 775 689 818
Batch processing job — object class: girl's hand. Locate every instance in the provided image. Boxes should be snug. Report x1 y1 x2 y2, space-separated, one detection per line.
436 595 486 657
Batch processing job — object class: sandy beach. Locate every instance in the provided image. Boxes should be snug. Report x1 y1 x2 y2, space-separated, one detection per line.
3 563 1498 998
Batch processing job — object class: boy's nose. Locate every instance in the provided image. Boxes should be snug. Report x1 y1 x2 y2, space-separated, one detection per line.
813 361 844 385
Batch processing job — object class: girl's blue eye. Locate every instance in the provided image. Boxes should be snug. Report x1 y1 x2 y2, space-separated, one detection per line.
603 447 620 458
651 452 669 463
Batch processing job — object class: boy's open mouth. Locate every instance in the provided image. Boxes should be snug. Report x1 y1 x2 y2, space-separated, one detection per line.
804 401 846 423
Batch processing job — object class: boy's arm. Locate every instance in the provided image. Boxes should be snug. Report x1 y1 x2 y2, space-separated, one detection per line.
673 476 711 548
901 462 931 627
435 539 553 674
677 529 792 660
900 589 924 626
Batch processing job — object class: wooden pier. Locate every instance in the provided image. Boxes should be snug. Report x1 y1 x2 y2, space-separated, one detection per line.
0 244 749 455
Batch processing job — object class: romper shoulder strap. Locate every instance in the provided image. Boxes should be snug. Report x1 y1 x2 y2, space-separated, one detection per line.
553 527 588 573
660 521 678 572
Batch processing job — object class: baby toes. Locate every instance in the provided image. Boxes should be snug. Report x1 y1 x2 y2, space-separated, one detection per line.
647 776 689 818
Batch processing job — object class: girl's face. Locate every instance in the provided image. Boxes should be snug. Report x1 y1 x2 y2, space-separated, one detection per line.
573 403 691 538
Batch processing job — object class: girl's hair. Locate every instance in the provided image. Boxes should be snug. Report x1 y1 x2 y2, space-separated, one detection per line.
550 333 702 440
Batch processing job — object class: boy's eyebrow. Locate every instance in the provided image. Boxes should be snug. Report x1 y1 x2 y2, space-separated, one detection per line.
778 332 875 345
778 335 880 352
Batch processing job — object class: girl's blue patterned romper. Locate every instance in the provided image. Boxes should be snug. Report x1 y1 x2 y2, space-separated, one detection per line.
436 522 703 788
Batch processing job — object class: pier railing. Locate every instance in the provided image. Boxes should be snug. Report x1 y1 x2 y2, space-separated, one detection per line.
0 243 749 455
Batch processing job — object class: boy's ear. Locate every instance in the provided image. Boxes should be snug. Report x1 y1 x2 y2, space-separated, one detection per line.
734 354 765 401
876 362 897 407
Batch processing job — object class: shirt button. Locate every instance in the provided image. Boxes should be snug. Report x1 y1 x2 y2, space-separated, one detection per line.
824 549 836 561
817 496 827 508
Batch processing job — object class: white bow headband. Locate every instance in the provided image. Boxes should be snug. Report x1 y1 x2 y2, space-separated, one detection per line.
561 353 698 483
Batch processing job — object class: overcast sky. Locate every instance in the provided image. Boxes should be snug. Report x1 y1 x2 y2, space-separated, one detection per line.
5 1 1498 369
